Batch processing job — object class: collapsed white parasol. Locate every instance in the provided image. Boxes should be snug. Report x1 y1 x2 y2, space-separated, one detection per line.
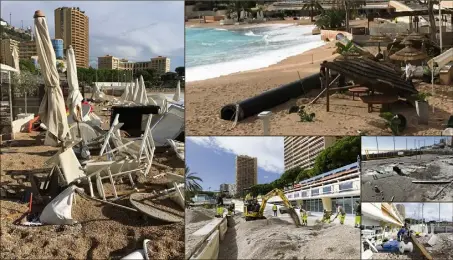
132 78 140 102
120 81 130 103
40 185 83 225
138 75 150 105
34 10 69 145
66 45 83 121
173 80 181 101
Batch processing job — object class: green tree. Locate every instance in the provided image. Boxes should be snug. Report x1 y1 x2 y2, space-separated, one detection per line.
302 0 323 22
314 9 345 29
185 167 203 191
311 136 360 176
19 60 37 74
175 66 185 77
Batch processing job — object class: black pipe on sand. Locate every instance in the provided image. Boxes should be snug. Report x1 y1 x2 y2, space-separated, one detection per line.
220 73 320 121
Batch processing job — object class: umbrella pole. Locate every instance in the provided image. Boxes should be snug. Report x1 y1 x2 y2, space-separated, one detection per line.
432 67 434 113
24 91 27 114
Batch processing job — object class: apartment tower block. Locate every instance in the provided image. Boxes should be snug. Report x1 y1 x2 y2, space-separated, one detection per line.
235 155 258 197
55 7 89 68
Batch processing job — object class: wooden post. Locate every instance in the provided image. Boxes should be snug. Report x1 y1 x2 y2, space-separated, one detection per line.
325 68 330 112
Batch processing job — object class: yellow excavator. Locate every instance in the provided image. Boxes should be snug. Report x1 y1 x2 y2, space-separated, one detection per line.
243 188 301 227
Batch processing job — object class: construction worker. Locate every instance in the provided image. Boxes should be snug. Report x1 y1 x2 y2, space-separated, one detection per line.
300 208 308 226
333 204 346 225
272 204 278 217
397 225 407 241
216 195 224 217
354 201 361 228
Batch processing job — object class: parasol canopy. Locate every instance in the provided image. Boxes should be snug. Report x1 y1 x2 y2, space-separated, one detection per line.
34 10 69 144
368 34 392 43
66 45 83 122
404 32 427 42
389 40 427 61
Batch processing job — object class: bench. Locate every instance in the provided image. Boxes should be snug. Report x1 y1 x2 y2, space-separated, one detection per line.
360 94 399 113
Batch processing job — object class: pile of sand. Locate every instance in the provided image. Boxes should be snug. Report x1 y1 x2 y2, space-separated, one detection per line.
425 233 453 259
219 217 360 259
185 207 216 224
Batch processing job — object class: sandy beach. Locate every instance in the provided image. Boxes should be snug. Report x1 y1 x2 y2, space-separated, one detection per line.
1 97 185 259
186 35 453 136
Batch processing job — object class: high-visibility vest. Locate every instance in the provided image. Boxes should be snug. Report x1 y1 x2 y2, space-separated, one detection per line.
272 205 277 211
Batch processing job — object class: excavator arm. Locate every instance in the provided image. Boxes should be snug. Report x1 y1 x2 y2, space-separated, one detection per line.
258 188 301 227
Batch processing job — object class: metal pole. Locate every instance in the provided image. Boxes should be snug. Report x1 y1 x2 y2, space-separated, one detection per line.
393 136 396 151
439 0 443 52
376 136 379 154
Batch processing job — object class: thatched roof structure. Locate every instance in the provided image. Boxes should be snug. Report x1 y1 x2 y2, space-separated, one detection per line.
324 58 418 97
390 42 428 62
368 34 392 43
404 32 428 42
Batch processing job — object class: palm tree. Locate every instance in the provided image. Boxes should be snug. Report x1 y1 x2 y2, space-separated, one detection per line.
185 167 203 191
332 0 366 32
302 0 323 22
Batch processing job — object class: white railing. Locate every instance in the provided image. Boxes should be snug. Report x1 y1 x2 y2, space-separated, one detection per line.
269 177 360 203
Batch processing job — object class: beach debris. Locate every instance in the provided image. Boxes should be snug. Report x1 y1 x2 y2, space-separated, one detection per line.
392 166 404 176
429 179 453 200
398 241 414 253
40 185 83 225
129 183 184 223
374 186 381 193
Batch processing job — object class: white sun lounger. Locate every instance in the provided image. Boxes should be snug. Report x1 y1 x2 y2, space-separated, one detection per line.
100 113 156 177
151 105 184 147
167 139 184 161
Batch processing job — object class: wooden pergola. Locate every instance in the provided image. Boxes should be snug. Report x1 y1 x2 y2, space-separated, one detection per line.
310 58 418 113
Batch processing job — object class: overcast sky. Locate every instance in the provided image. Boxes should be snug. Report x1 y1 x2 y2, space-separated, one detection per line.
1 1 184 70
399 203 453 222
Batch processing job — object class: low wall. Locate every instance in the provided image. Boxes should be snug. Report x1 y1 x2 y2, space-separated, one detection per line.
187 216 228 260
320 30 353 42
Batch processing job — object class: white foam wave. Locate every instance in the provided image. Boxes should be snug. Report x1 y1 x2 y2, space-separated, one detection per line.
244 31 261 37
186 40 325 82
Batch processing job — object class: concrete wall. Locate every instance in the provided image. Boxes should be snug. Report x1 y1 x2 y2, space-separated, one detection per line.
188 217 228 260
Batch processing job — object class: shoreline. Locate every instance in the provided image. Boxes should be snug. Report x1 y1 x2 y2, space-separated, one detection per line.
185 18 313 29
186 22 321 82
185 41 452 136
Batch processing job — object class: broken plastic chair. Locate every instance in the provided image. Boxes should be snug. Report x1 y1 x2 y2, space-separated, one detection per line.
103 113 156 177
40 185 84 225
121 239 151 260
151 105 184 147
167 139 184 160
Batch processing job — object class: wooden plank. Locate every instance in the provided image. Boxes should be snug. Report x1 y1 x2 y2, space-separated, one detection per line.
410 234 433 260
326 68 330 112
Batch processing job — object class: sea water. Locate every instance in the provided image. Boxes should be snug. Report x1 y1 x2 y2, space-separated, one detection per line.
186 24 325 82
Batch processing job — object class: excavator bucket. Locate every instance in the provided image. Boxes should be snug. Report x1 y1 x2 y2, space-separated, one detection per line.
288 208 301 227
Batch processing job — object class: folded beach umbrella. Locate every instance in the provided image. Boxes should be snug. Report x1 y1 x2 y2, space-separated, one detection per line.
132 78 140 102
173 80 181 102
34 10 69 145
121 81 130 103
12 46 20 75
66 45 83 122
139 75 151 105
128 80 135 102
